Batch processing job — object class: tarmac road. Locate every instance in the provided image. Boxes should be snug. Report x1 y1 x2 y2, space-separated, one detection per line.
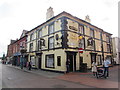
1 63 93 88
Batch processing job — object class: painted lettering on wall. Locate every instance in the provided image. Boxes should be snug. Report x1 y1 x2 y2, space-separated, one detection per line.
69 26 77 31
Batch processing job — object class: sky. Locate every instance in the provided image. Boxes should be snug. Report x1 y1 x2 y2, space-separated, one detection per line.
0 0 119 57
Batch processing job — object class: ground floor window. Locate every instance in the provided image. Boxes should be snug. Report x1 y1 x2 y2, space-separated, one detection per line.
57 56 61 66
45 54 54 68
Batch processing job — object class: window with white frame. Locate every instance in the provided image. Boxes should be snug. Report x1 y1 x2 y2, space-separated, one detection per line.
49 37 54 49
48 23 54 34
29 43 33 52
79 25 84 34
46 54 54 68
90 29 94 37
79 39 84 49
30 33 34 41
107 44 110 52
106 35 110 43
38 29 42 38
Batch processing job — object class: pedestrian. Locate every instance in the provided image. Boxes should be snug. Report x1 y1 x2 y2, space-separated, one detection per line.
103 57 111 78
28 60 32 70
66 59 70 73
91 60 98 77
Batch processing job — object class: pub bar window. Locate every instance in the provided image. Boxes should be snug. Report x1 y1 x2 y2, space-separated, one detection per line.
29 43 33 52
79 39 85 49
38 29 42 38
30 33 34 41
106 35 110 43
107 44 110 52
57 56 61 66
48 23 54 34
38 40 41 50
48 37 54 49
78 25 84 34
90 28 94 37
46 54 54 68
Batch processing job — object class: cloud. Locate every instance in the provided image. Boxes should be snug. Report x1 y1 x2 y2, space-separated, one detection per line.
102 17 109 21
0 2 12 18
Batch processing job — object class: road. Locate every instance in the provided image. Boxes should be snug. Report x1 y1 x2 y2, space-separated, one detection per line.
1 63 93 88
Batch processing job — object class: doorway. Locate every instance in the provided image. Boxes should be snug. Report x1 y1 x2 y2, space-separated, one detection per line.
66 51 77 72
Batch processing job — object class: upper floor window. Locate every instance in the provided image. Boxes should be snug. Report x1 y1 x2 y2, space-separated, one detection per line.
78 25 84 34
30 33 34 41
90 29 94 37
48 37 54 49
29 43 33 52
79 39 85 49
100 32 102 40
48 23 54 34
107 44 110 52
106 35 110 43
38 29 42 38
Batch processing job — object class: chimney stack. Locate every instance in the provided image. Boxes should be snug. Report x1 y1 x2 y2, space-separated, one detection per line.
85 15 91 23
46 7 54 20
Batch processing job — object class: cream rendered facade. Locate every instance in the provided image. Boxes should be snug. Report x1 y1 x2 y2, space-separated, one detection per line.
27 11 113 72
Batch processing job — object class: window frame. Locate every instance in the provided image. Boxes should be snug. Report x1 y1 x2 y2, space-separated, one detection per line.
45 54 54 68
48 23 54 34
57 56 61 66
29 43 33 52
48 36 54 49
90 28 94 37
38 29 42 38
78 25 84 34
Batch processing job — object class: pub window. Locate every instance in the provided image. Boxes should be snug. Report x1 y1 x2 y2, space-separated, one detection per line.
107 44 110 52
48 23 54 34
79 25 84 34
57 56 61 66
30 33 34 41
45 54 54 68
106 35 110 43
38 41 41 50
79 39 85 49
48 37 54 49
38 29 42 38
90 29 94 37
29 43 33 52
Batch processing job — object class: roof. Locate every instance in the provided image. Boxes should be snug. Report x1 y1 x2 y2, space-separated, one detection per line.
27 11 112 35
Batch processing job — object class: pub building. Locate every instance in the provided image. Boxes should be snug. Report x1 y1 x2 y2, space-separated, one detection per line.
26 7 113 72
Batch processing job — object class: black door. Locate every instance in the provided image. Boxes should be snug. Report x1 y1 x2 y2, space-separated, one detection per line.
66 52 76 72
39 56 41 69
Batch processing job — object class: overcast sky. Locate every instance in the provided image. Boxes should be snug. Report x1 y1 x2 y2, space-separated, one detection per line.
0 0 118 57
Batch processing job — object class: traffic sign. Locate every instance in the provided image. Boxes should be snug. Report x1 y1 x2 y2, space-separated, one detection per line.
79 48 83 53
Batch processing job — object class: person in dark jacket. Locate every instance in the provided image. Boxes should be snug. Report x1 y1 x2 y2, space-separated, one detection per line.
66 59 70 73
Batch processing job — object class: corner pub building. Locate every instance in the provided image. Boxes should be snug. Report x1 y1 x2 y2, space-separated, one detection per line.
27 7 113 73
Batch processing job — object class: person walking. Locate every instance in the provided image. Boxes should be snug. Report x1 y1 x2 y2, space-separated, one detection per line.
66 59 70 73
91 60 98 78
103 57 111 78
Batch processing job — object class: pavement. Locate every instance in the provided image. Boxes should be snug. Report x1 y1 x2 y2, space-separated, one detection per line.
4 64 120 88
